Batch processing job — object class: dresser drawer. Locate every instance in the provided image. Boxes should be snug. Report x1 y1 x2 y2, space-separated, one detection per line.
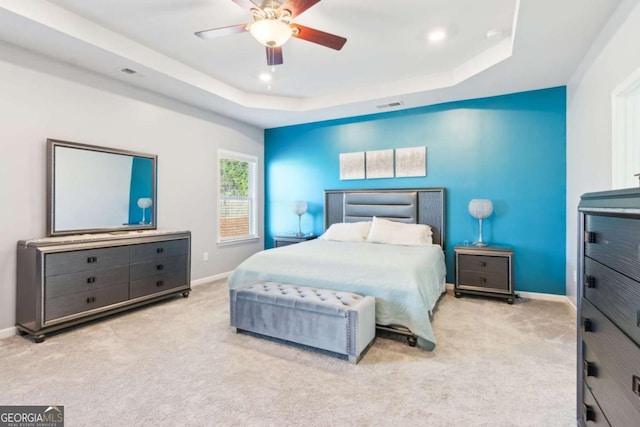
581 299 640 426
582 382 610 426
45 246 129 276
130 271 188 299
458 270 509 291
45 265 129 299
457 254 508 273
130 239 188 262
45 283 129 322
584 258 640 346
130 255 187 281
585 215 640 282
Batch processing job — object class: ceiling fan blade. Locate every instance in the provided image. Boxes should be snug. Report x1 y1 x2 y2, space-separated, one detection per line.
266 46 284 66
195 24 248 40
292 24 347 50
232 0 259 12
278 0 321 19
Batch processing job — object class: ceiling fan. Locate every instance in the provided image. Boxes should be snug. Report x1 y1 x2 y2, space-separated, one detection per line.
195 0 347 66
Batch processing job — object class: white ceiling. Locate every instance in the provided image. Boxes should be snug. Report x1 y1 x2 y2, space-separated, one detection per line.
0 0 620 129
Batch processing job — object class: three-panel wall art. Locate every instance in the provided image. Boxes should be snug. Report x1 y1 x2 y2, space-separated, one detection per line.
339 146 426 180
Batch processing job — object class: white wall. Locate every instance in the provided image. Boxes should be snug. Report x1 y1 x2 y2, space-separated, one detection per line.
0 42 264 331
566 0 640 305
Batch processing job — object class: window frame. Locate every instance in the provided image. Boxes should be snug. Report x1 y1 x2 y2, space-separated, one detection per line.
217 149 259 246
612 68 640 189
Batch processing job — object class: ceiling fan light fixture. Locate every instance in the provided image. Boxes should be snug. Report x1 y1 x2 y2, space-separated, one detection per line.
258 72 272 82
249 19 293 47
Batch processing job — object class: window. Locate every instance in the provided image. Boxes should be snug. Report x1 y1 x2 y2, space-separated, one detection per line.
612 69 640 189
218 150 258 244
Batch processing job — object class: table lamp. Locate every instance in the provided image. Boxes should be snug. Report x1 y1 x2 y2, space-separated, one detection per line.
468 199 493 247
137 198 153 224
291 200 308 236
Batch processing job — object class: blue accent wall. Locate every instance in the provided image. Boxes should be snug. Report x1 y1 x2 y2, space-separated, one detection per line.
128 156 154 224
264 87 566 295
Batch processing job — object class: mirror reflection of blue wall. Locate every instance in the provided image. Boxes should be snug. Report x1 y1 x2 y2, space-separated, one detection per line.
128 157 154 224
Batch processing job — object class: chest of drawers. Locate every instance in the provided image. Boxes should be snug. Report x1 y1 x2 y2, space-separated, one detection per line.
16 231 191 342
578 189 640 426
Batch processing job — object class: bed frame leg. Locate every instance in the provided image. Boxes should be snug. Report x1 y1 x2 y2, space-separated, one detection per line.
376 324 419 347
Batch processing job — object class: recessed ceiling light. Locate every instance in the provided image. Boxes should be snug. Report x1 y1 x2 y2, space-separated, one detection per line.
486 29 504 41
427 29 447 43
258 72 272 82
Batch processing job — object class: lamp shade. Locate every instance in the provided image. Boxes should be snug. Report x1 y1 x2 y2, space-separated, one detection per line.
249 19 293 47
137 198 152 209
291 200 308 216
468 199 493 219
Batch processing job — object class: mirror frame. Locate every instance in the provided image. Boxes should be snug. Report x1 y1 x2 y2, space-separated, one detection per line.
47 139 158 236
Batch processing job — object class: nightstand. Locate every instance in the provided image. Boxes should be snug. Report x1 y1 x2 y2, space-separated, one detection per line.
454 245 514 304
274 234 316 248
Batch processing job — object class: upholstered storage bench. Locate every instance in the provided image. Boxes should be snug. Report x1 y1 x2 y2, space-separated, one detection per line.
230 281 375 363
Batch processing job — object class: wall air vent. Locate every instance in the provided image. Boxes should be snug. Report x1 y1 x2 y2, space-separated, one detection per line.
376 101 404 109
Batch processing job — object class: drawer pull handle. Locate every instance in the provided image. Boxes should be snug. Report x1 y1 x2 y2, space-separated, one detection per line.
583 360 597 377
480 277 487 284
586 231 597 244
87 277 96 284
86 296 96 304
585 275 596 288
479 261 487 267
633 376 640 398
156 247 164 254
87 256 97 263
582 317 593 332
582 404 595 422
156 264 164 271
157 280 164 287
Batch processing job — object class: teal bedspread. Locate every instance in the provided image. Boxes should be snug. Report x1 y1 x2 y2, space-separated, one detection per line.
228 239 446 349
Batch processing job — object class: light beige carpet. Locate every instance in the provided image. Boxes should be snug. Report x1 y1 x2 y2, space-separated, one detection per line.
0 280 576 426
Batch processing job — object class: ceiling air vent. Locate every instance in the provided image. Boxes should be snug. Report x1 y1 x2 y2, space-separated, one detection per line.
120 67 138 75
376 101 404 109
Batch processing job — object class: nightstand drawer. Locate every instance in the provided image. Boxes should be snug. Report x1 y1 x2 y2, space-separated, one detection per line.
458 254 508 273
459 270 509 291
274 235 316 248
275 240 297 248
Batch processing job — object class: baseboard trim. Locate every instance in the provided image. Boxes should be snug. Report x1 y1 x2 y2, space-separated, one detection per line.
446 283 572 306
516 290 569 304
0 326 17 339
191 271 231 287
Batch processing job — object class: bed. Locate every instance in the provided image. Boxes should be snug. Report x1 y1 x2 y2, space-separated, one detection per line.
228 188 447 349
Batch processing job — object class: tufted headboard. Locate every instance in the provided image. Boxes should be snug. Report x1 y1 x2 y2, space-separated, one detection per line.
324 188 446 249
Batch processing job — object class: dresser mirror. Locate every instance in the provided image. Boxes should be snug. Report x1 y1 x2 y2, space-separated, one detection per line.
47 139 157 236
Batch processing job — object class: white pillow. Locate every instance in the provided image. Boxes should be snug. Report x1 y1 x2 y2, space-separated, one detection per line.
319 221 371 242
366 217 433 246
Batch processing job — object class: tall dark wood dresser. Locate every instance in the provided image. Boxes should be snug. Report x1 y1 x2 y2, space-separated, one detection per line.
578 188 640 426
